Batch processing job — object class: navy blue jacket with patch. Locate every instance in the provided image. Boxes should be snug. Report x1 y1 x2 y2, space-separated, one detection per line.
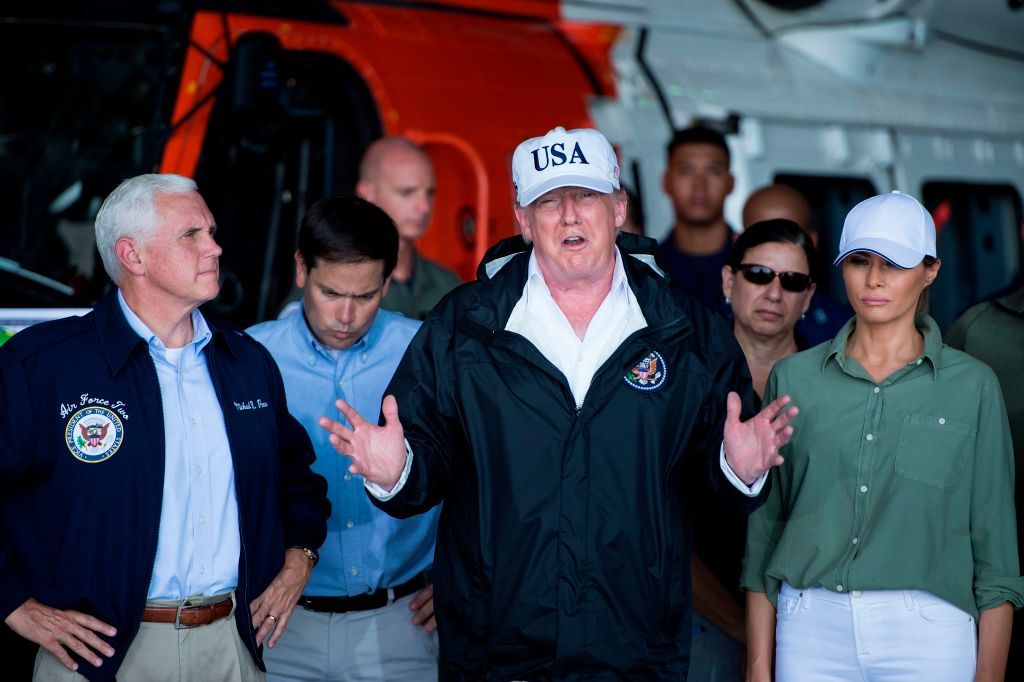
0 291 330 681
374 233 767 680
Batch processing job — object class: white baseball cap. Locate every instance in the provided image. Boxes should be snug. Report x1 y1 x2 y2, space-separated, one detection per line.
834 190 936 268
512 126 620 207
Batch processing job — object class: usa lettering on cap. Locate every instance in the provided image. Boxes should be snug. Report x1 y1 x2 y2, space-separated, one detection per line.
512 126 620 207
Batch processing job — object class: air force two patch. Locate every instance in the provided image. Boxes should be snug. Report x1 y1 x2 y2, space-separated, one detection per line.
66 407 124 463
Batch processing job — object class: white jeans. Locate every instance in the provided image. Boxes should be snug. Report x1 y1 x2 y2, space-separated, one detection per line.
264 593 438 682
775 583 976 681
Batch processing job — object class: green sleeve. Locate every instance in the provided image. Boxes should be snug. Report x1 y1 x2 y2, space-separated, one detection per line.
970 373 1024 612
944 302 987 351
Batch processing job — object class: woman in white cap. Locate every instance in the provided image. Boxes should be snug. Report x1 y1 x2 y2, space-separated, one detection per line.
741 191 1023 681
686 218 817 679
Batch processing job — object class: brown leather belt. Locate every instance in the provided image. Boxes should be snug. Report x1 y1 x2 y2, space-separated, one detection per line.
142 598 233 629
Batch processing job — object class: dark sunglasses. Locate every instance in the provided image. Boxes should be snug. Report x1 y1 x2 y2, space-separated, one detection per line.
734 264 812 292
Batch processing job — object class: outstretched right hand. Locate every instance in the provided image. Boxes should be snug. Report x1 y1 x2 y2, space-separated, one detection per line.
5 598 116 671
319 395 407 491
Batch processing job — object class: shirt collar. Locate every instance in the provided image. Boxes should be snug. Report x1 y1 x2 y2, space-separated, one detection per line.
117 290 212 359
822 313 942 379
524 246 630 299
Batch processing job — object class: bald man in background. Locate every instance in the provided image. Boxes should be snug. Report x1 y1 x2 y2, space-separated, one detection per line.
741 184 849 346
741 184 811 233
357 137 462 320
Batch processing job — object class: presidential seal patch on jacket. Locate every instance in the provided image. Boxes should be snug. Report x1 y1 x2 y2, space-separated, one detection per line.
66 407 124 463
624 350 666 392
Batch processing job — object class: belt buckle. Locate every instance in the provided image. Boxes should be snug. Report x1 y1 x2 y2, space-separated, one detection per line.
174 598 200 630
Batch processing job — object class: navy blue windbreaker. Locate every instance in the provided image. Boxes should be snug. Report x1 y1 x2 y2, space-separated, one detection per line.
0 291 329 680
374 233 767 680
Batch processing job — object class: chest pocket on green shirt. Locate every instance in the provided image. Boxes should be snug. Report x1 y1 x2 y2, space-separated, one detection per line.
895 413 976 492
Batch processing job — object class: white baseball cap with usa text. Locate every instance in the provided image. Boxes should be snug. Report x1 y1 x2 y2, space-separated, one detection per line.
512 126 620 207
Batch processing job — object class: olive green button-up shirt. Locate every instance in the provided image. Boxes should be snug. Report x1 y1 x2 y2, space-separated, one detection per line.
742 315 1024 618
382 252 462 321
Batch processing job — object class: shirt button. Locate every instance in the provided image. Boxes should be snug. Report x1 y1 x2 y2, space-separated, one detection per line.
859 485 868 493
200 515 207 524
865 434 874 441
873 387 880 394
200 565 206 575
916 359 922 365
346 520 354 528
350 566 359 576
196 466 203 475
851 537 859 544
938 418 946 425
190 417 197 427
344 474 351 481
852 590 862 598
836 584 844 592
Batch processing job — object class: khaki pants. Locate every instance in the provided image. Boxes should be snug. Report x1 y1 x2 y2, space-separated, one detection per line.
33 594 264 682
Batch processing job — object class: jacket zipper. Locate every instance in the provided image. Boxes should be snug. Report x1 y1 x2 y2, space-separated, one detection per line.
127 351 167 659
206 346 259 658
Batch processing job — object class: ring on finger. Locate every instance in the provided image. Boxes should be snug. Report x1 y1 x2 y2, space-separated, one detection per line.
266 614 278 623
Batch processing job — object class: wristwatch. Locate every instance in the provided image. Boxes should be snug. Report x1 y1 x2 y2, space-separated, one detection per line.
293 546 319 568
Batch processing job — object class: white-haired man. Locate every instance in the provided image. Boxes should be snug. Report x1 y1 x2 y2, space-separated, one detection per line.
0 174 330 681
320 127 798 678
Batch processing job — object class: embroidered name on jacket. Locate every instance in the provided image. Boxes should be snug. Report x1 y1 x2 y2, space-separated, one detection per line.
234 399 269 411
66 407 124 463
624 351 667 392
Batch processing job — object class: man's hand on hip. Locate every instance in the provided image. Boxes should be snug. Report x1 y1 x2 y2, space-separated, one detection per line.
250 547 313 648
409 583 437 633
319 395 407 491
5 597 116 671
723 391 798 485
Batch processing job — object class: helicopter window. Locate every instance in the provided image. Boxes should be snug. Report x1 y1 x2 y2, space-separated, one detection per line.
0 20 178 304
922 181 1022 329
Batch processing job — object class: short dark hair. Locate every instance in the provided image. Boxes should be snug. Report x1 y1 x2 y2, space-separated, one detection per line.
620 184 645 233
297 195 399 279
666 126 730 164
728 219 817 281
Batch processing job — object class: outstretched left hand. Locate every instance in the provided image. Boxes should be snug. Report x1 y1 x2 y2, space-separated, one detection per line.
249 548 314 648
722 391 798 485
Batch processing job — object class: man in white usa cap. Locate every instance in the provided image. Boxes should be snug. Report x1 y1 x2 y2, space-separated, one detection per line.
319 126 799 679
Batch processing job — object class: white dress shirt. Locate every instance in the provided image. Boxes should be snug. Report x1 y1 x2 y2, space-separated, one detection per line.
119 292 241 599
505 249 646 408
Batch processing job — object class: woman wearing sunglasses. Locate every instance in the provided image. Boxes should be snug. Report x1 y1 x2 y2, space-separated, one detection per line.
741 191 1022 681
685 220 816 681
721 219 817 401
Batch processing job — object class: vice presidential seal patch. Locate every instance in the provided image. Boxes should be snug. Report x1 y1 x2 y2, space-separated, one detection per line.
66 407 124 463
624 350 666 392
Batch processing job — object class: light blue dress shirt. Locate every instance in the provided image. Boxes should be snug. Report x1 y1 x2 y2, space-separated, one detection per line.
248 305 439 596
118 292 240 600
